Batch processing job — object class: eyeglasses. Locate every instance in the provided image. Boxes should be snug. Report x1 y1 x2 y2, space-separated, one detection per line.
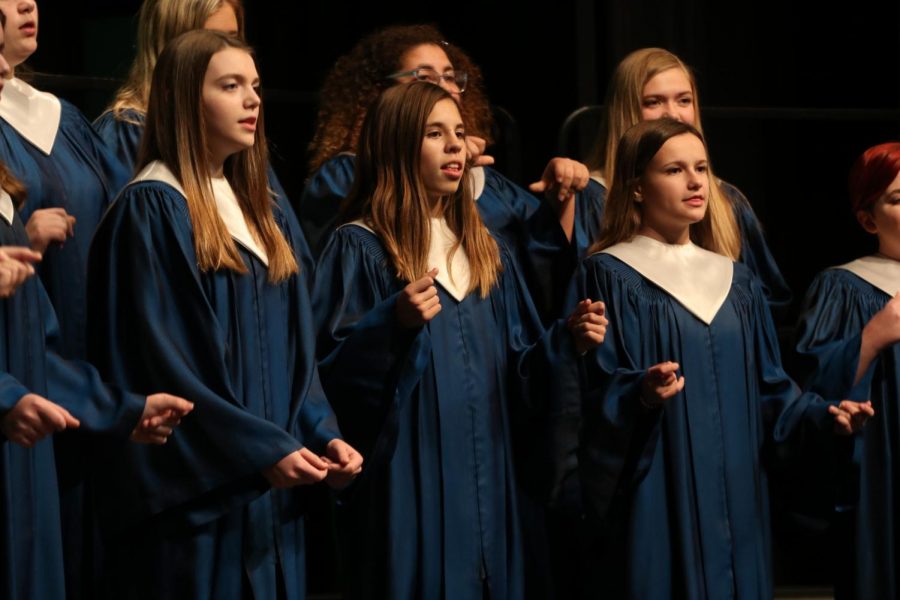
388 67 468 93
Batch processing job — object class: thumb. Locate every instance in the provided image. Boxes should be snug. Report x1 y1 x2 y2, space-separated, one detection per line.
148 393 194 416
528 180 548 193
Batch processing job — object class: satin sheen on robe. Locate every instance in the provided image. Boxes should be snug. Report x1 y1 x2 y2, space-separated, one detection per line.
298 154 574 321
795 263 900 599
574 178 791 316
0 208 145 600
86 178 341 600
312 223 577 599
93 108 316 283
573 250 840 599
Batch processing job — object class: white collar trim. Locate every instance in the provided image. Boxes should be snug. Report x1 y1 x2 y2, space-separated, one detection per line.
132 161 269 266
0 78 61 155
344 218 471 302
601 235 733 325
468 166 486 201
0 190 14 225
589 172 607 187
836 254 900 297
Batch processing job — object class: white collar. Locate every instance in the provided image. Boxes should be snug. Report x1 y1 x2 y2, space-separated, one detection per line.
836 254 900 296
132 161 269 266
344 218 471 302
589 172 607 187
467 165 486 201
0 190 14 225
0 78 62 155
601 235 733 325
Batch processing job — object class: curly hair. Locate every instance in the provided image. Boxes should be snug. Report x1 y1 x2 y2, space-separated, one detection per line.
307 24 494 173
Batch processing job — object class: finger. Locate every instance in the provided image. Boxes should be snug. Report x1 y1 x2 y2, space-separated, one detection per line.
588 300 605 316
149 394 195 417
37 404 70 432
527 180 548 193
1 247 41 263
422 303 442 321
299 447 329 470
412 285 439 306
295 461 329 483
409 272 438 293
474 155 495 167
328 441 351 464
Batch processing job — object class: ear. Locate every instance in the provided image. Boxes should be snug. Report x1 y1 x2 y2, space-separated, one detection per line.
633 183 643 203
856 209 878 235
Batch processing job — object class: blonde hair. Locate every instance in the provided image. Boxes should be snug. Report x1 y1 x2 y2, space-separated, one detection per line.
138 29 298 282
589 47 740 259
107 0 244 120
342 82 501 297
591 118 737 259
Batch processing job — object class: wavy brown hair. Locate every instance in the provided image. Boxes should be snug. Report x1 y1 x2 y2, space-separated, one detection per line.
307 24 494 173
139 30 298 282
106 0 245 120
590 118 739 258
342 82 501 297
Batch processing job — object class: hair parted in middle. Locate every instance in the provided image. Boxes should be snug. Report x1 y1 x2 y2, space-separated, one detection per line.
849 142 900 216
590 118 738 258
139 29 298 282
341 81 501 297
107 0 245 120
307 23 494 173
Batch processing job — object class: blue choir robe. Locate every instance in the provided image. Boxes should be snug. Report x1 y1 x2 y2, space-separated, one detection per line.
795 257 900 600
0 192 146 600
86 163 341 600
299 154 574 321
574 235 843 599
312 221 578 599
575 176 791 317
0 78 130 360
93 108 316 283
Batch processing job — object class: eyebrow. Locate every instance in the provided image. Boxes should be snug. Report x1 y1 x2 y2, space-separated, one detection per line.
425 121 465 129
215 73 260 85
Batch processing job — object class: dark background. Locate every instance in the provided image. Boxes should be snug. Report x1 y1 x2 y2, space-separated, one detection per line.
35 0 900 593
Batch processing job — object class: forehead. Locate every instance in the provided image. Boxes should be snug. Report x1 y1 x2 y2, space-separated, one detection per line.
653 133 706 161
399 43 453 72
426 98 462 123
204 4 240 35
642 68 692 94
205 47 257 79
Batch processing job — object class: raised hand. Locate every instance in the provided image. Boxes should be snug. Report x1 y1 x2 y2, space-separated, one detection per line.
829 400 875 435
130 393 195 444
25 208 76 253
396 268 441 328
322 438 364 490
528 157 590 203
567 298 608 353
465 135 494 167
263 447 330 489
1 393 80 447
640 361 684 409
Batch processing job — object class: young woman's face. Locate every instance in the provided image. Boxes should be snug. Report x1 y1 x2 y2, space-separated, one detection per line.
637 132 709 242
397 44 462 102
420 98 466 204
858 170 900 259
202 47 260 166
203 2 239 35
640 68 696 126
0 0 38 69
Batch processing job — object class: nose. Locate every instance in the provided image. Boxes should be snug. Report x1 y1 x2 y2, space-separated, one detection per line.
662 100 682 122
687 169 703 189
244 85 260 109
18 1 35 14
446 133 462 154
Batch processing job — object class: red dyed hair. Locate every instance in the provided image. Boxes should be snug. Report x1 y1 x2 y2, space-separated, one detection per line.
849 142 900 213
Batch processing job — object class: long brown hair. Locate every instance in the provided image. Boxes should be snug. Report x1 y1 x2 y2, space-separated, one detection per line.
139 29 298 281
590 118 738 258
307 24 494 173
342 82 501 297
106 0 245 120
0 10 26 206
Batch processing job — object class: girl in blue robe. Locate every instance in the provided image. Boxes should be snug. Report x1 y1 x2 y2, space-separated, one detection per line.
580 48 790 316
572 118 870 599
93 0 315 282
86 31 361 600
303 24 590 322
794 142 900 599
313 81 606 600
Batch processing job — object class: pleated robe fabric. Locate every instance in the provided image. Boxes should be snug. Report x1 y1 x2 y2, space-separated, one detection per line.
313 224 577 599
86 180 341 599
795 266 900 599
573 253 841 599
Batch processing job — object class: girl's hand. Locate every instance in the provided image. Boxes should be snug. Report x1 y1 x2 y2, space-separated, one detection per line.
1 393 80 447
130 393 195 444
25 208 76 253
640 362 684 409
322 438 364 490
566 298 607 353
263 448 330 488
0 246 40 296
396 268 441 328
829 400 875 435
528 157 590 203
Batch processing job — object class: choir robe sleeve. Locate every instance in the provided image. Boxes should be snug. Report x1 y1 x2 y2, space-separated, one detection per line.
93 109 143 174
296 155 356 258
87 183 307 528
571 179 606 260
312 225 425 469
722 182 792 318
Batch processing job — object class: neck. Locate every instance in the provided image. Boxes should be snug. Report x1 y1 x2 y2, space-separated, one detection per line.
637 223 691 245
428 195 444 218
877 241 900 263
209 158 225 178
